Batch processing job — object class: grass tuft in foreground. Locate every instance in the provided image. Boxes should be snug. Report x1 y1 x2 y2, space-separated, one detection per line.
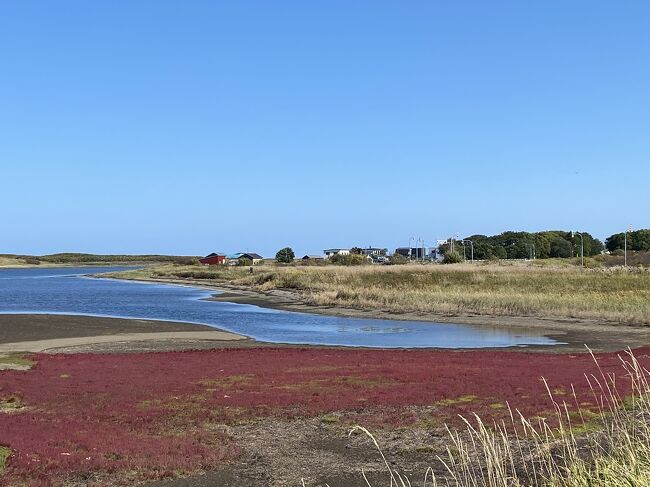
333 349 650 487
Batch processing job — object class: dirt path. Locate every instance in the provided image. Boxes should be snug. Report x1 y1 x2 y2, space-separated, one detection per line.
144 417 442 487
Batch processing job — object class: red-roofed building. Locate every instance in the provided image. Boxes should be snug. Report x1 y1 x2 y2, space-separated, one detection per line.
199 252 226 265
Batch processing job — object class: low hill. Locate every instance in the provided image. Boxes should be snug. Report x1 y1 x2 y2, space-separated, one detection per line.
0 253 198 267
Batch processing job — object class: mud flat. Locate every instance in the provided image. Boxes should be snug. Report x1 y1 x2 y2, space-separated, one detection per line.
0 314 254 354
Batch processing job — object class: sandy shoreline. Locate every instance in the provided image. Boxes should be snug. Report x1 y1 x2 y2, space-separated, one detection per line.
0 314 257 356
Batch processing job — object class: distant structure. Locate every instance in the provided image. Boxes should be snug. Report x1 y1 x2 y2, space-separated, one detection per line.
323 248 350 258
200 251 263 265
228 252 264 265
394 247 427 260
360 247 387 257
199 252 227 265
239 252 263 265
302 255 324 261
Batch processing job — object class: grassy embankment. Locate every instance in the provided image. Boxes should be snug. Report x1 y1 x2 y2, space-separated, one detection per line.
108 262 650 324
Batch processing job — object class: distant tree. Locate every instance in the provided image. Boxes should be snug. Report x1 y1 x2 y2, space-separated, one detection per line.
464 235 492 260
492 231 534 259
590 238 605 255
550 237 572 258
493 246 507 259
350 247 363 255
237 258 253 267
533 233 553 259
275 247 295 263
575 232 604 256
606 233 625 252
606 230 650 252
438 239 464 257
452 229 607 260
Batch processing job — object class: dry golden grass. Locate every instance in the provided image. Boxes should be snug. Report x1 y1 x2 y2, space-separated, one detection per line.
109 262 650 324
0 256 30 267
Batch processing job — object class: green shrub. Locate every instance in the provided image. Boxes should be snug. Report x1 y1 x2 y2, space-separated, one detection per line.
388 254 408 265
330 254 368 266
442 251 464 264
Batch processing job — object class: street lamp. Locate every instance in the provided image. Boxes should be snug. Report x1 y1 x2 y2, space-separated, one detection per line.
461 240 474 262
409 236 415 261
624 225 632 267
572 231 584 267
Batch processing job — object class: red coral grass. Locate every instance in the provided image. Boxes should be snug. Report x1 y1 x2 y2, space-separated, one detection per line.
1 347 648 486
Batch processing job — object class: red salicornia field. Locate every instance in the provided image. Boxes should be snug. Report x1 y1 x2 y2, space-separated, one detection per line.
1 347 649 486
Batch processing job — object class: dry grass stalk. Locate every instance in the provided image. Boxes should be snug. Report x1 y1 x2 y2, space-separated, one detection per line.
317 349 650 487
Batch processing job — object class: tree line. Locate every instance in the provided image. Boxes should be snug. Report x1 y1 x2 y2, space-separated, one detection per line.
271 229 650 264
605 229 650 253
448 229 649 260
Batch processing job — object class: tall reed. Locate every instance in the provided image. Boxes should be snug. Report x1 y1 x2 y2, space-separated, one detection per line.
334 349 650 487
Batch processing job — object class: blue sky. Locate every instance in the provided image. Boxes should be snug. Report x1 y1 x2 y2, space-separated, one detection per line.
1 1 648 256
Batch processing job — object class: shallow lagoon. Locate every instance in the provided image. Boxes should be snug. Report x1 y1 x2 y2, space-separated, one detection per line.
0 267 561 348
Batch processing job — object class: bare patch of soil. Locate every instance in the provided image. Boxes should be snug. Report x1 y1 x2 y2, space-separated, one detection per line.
144 417 449 487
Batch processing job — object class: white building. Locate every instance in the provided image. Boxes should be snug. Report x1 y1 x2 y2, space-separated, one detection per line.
323 248 350 258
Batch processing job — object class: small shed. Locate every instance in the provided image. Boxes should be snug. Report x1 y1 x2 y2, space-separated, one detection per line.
199 252 227 265
239 253 263 265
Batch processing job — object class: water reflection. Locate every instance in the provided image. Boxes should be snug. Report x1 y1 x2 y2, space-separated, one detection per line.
0 267 562 349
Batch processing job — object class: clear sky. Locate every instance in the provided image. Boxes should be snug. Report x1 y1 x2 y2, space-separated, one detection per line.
1 1 648 257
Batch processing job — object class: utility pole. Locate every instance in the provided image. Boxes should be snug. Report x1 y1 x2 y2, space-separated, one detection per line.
624 225 632 267
572 231 584 267
460 240 474 262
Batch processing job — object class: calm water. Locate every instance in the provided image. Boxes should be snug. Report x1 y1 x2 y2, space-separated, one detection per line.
0 267 560 348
